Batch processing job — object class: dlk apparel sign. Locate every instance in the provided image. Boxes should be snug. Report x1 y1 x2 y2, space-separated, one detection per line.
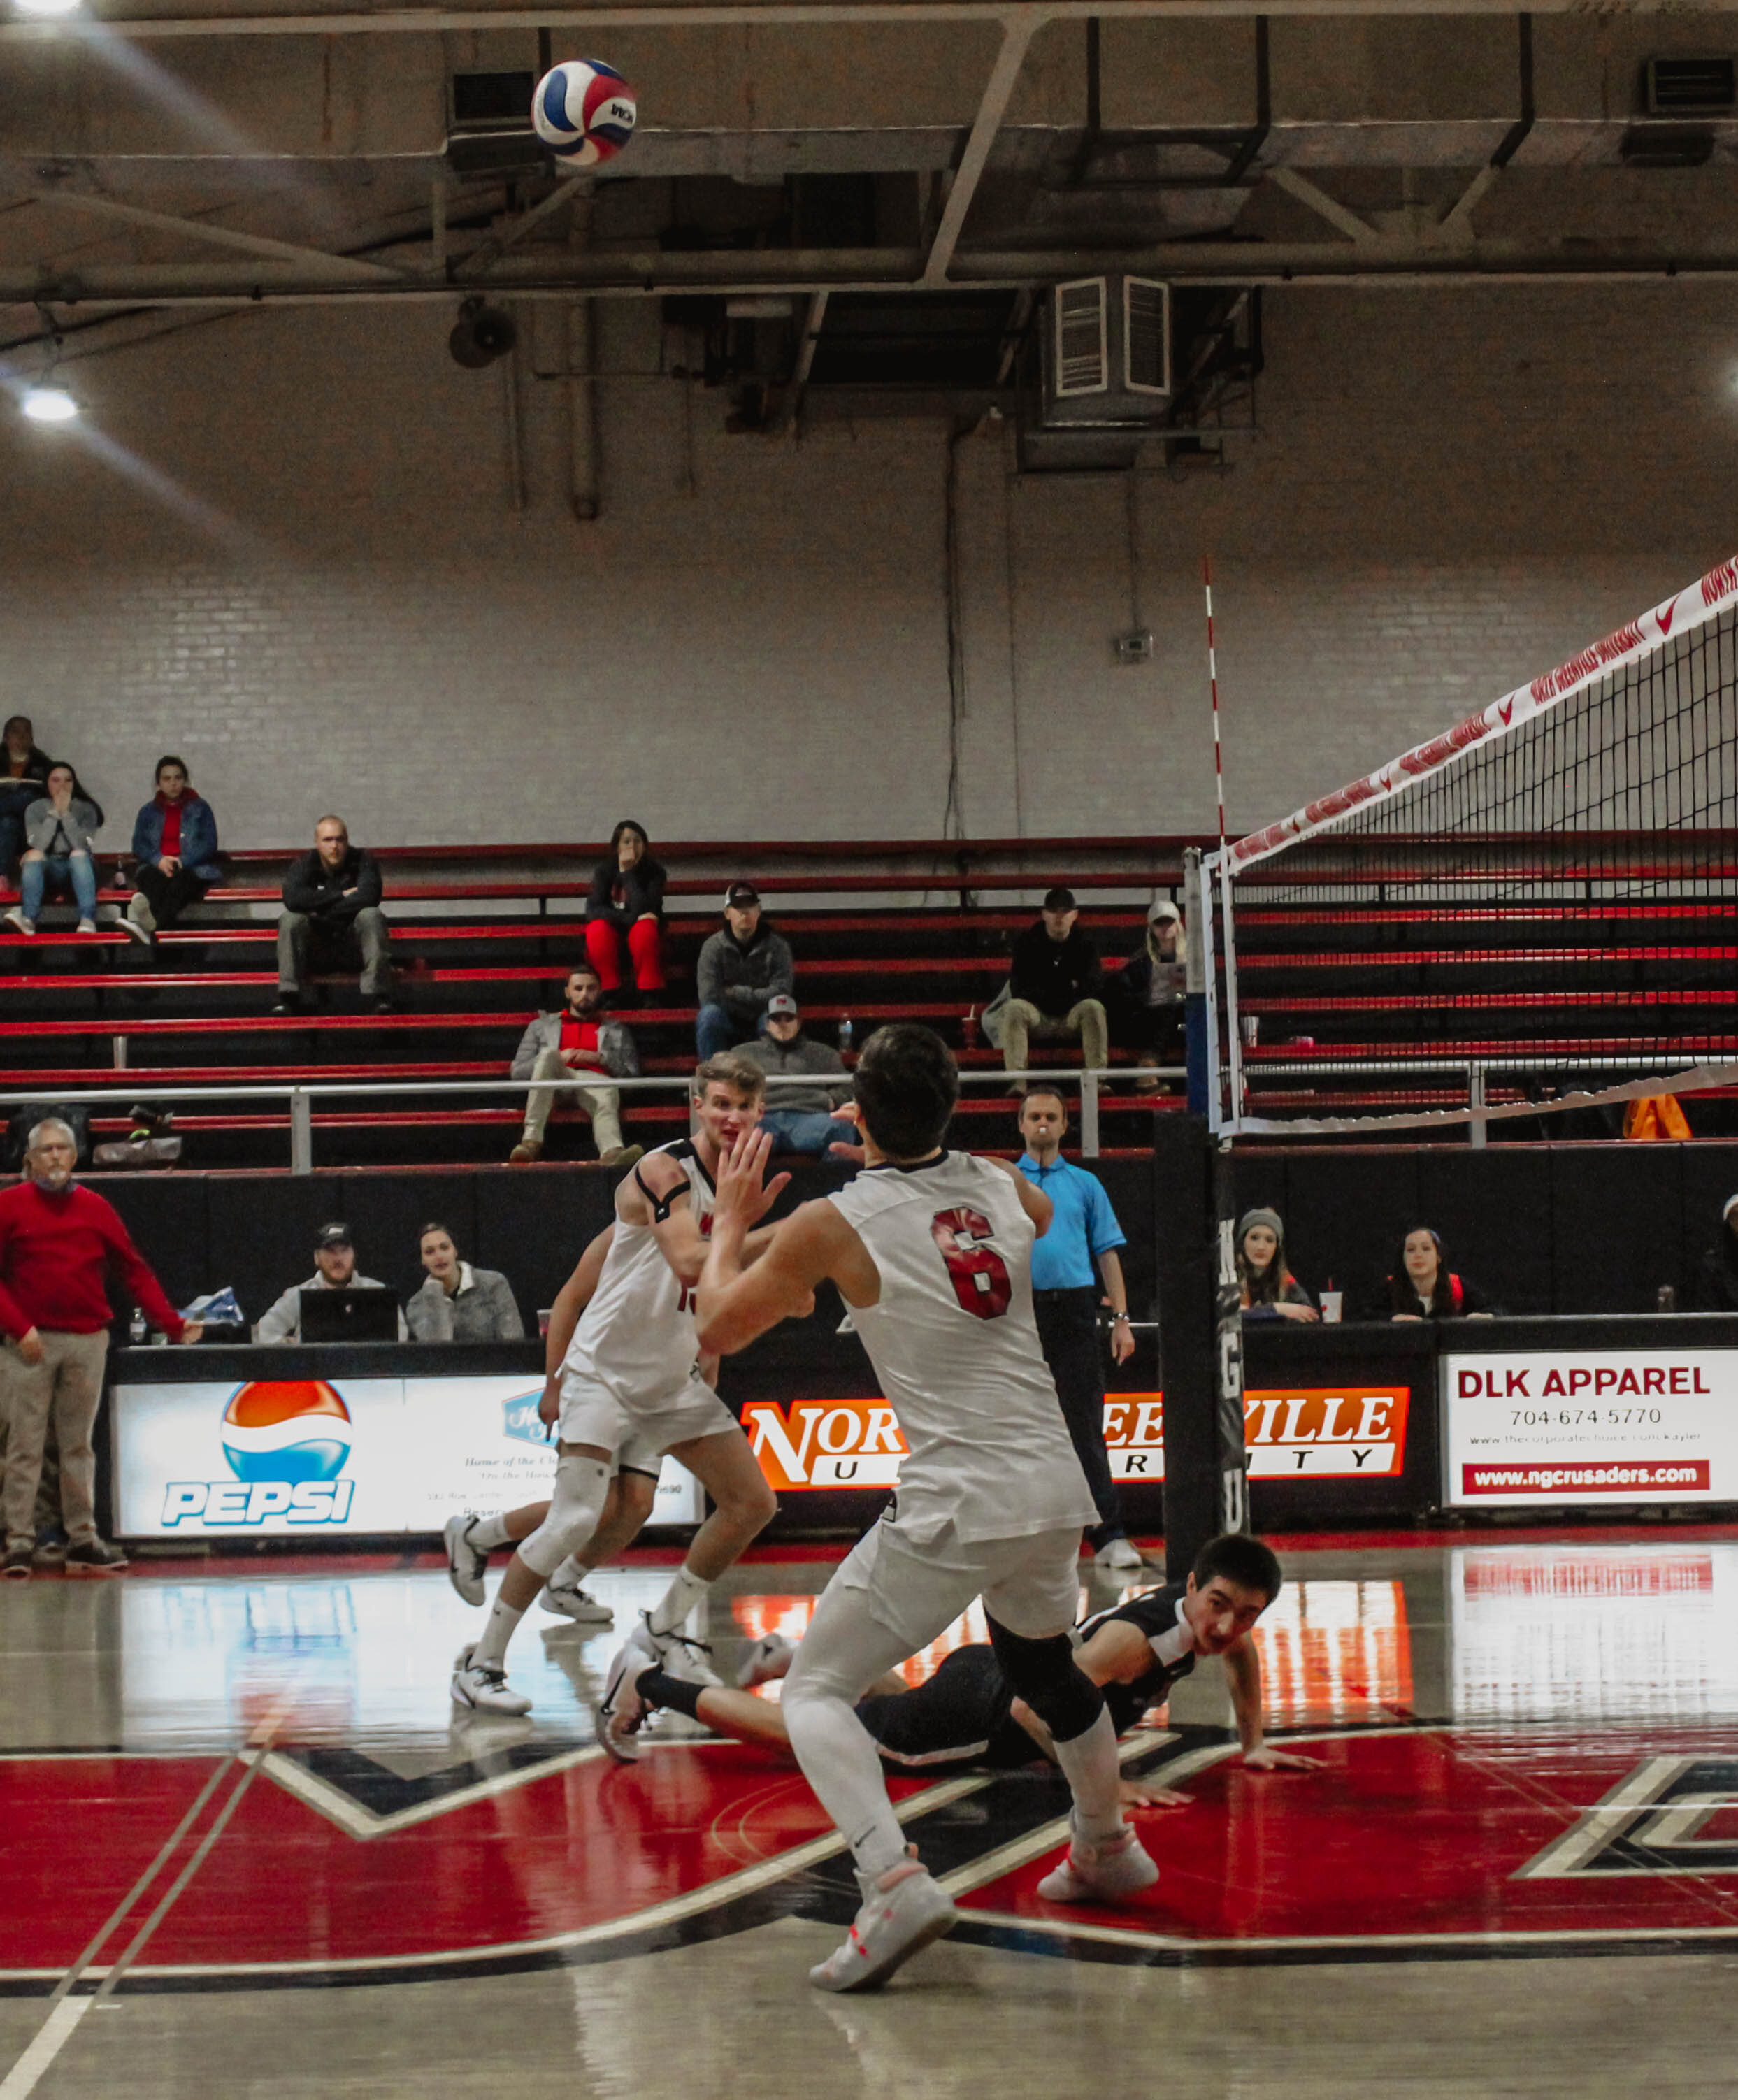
742 1386 1409 1492
1442 1348 1738 1506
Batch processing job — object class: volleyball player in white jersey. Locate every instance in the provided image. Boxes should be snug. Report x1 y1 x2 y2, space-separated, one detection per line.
450 1054 784 1718
695 1023 1157 1993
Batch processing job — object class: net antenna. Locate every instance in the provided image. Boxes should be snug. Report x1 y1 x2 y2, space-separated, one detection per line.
1203 556 1228 856
1204 555 1738 1140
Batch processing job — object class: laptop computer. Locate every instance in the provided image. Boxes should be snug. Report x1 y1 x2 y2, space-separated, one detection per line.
299 1287 401 1343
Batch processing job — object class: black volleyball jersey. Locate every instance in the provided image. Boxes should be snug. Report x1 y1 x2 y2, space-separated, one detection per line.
1075 1582 1200 1737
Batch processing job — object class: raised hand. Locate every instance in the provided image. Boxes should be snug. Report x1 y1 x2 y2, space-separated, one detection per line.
715 1125 791 1230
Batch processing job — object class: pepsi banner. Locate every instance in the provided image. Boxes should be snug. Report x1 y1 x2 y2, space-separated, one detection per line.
112 1374 701 1537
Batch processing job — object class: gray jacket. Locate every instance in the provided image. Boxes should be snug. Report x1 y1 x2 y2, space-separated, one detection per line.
696 923 796 1021
257 1272 407 1344
24 795 102 859
510 1011 640 1081
739 1033 849 1116
405 1265 524 1342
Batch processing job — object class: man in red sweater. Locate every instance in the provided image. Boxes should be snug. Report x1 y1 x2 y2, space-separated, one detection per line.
0 1118 201 1577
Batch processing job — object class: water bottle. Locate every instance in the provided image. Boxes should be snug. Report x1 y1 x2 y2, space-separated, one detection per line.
838 1015 854 1055
129 1307 148 1346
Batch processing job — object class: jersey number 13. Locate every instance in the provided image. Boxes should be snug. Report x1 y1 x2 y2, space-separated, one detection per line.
930 1207 1012 1320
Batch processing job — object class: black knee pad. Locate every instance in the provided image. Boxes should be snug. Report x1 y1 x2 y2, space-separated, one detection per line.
986 1617 1104 1745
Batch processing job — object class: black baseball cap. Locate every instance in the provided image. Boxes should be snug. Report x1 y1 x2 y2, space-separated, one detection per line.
724 882 761 909
1042 885 1077 912
315 1222 354 1250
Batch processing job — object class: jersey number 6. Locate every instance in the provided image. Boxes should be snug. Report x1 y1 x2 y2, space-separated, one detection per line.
930 1207 1012 1320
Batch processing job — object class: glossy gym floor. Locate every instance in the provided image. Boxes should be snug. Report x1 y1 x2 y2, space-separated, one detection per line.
4 1527 1738 2099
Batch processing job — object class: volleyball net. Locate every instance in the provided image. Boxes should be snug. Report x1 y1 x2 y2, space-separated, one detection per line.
1200 556 1738 1139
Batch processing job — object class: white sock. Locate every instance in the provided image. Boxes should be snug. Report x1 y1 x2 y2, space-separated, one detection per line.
647 1564 711 1640
549 1555 591 1590
470 1592 528 1672
1051 1706 1124 1843
467 1512 512 1551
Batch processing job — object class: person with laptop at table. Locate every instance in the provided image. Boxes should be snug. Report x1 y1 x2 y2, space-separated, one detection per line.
257 1222 407 1344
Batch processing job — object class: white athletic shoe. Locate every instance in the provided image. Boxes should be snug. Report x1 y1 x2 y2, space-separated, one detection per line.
450 1643 532 1717
596 1626 659 1762
540 1581 614 1627
808 1853 958 1993
443 1514 489 1606
1093 1537 1145 1576
735 1633 796 1689
1035 1822 1159 1904
642 1613 721 1687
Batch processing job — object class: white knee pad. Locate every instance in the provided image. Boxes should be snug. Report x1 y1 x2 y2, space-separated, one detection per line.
518 1454 611 1578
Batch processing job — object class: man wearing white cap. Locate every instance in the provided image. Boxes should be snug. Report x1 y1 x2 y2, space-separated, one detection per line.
1110 898 1186 1079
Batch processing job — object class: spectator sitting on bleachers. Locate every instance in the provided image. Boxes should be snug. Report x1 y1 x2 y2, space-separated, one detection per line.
274 814 394 1014
1386 1226 1495 1320
1690 1193 1738 1311
742 993 855 1156
1109 899 1186 1081
6 763 104 937
508 963 644 1167
584 818 666 1002
1001 886 1109 1094
257 1222 406 1343
1237 1208 1319 1323
695 882 794 1060
0 717 55 888
124 755 222 947
405 1223 524 1342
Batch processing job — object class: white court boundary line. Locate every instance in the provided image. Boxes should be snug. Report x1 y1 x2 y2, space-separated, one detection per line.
0 1730 274 2099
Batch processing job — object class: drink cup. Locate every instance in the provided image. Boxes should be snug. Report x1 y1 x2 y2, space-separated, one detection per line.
1241 1015 1260 1049
1320 1290 1343 1323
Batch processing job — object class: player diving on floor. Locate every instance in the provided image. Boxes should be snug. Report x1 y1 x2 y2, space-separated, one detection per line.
693 1021 1197 1993
622 1532 1321 1806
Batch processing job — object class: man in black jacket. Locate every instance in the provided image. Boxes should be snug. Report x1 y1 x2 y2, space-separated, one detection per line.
274 814 394 1013
1003 886 1108 1091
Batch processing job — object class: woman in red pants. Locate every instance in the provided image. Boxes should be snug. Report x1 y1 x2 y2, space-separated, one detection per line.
584 819 666 1000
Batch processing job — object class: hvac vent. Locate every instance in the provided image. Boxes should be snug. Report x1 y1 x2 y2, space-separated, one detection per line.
1644 55 1736 115
1053 279 1109 396
446 69 547 179
1040 275 1171 431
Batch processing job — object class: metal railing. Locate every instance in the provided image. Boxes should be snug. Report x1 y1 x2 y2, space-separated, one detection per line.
0 1066 1182 1174
1240 1053 1731 1147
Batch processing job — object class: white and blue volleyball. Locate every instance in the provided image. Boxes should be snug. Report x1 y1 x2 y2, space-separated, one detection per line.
531 59 638 170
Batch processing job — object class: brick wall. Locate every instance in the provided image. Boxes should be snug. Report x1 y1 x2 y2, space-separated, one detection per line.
1 280 1732 854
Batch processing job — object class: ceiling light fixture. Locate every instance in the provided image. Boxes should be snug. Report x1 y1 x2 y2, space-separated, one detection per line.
12 0 85 19
21 383 80 423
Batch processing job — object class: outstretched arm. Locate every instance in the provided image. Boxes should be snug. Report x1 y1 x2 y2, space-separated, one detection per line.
696 1129 866 1356
1226 1634 1322 1771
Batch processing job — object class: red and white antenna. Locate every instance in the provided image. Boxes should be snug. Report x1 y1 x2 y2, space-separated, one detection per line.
1203 556 1227 853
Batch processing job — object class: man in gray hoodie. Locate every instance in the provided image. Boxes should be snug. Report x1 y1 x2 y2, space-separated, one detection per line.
694 882 794 1060
508 964 642 1166
740 995 855 1156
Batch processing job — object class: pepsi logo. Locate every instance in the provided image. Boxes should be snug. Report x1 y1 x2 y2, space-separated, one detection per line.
222 1381 352 1484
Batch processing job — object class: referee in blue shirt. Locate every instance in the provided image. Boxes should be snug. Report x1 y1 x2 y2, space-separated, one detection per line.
1015 1087 1143 1574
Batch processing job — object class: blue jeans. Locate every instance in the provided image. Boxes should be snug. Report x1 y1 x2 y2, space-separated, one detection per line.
759 1109 856 1157
21 853 97 921
696 1003 769 1060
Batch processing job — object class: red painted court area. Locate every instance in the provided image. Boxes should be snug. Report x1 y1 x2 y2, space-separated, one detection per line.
6 1724 1737 1980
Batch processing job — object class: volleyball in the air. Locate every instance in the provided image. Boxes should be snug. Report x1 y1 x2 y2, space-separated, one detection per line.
531 59 638 170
